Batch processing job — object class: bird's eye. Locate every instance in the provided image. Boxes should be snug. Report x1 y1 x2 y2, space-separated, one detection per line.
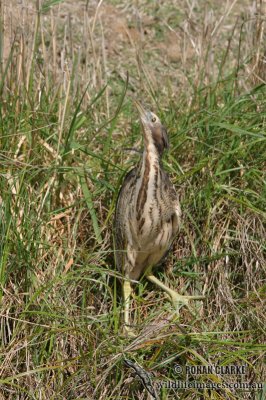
151 116 157 123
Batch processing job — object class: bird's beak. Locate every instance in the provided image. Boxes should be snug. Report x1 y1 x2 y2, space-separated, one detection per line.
134 100 150 124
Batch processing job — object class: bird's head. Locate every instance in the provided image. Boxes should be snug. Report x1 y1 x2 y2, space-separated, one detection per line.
135 101 169 156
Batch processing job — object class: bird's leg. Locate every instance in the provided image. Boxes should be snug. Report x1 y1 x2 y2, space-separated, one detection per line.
122 280 135 336
146 274 204 314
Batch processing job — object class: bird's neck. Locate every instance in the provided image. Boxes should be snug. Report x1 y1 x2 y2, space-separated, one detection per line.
143 145 161 167
135 145 161 221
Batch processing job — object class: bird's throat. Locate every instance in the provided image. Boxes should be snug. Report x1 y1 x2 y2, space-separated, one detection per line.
136 147 161 224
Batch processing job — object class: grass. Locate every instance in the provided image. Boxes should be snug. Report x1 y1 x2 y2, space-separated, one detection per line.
0 0 265 399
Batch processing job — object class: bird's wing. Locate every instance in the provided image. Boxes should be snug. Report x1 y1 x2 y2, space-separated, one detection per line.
113 167 137 271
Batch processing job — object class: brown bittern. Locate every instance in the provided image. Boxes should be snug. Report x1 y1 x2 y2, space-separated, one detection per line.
114 102 204 333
